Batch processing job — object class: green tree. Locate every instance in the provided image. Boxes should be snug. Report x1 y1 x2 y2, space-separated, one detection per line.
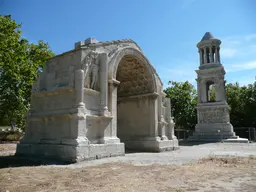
164 81 197 130
0 15 54 129
226 82 256 127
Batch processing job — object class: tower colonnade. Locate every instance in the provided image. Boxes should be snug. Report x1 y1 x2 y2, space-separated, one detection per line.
199 46 220 65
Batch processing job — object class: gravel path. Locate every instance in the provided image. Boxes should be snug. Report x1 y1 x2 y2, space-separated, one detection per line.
70 142 256 168
1 142 256 168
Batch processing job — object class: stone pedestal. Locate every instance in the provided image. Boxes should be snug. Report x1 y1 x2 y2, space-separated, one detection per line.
16 108 125 163
16 142 125 162
188 102 248 143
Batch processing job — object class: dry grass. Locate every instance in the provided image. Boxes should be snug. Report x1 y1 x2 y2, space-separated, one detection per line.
0 155 256 192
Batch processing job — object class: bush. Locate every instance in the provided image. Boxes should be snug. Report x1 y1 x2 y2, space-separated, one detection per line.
0 130 24 142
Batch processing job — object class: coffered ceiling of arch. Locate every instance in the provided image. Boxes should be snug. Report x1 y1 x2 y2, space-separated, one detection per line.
116 55 154 97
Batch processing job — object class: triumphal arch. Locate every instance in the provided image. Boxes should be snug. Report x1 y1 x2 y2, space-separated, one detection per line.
16 38 178 162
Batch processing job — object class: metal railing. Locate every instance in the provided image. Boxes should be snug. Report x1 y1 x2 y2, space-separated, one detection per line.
234 127 256 142
175 129 194 140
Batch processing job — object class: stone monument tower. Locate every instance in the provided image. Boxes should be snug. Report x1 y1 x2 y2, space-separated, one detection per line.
189 32 248 142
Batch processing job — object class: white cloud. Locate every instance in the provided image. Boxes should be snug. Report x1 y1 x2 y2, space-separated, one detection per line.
157 62 197 89
220 34 256 59
245 34 256 41
221 48 237 58
227 60 256 72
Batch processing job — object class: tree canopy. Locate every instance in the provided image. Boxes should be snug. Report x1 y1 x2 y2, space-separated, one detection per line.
226 82 256 128
0 15 54 129
164 81 197 130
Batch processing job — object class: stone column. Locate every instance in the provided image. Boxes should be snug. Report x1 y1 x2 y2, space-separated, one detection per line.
215 78 225 101
99 79 121 144
220 79 225 101
99 53 109 116
147 93 161 141
218 48 221 63
108 79 120 137
199 49 203 65
201 81 207 102
165 98 175 140
209 46 213 63
215 47 219 63
203 47 207 64
197 78 201 103
224 80 227 100
75 69 85 107
215 80 221 101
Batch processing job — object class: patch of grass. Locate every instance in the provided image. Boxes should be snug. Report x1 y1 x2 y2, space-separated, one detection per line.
199 155 256 167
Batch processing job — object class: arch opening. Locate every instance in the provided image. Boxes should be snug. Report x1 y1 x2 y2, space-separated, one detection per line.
115 54 155 151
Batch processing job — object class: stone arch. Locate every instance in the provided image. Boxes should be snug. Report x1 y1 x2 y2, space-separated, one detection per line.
202 79 217 103
107 47 160 150
206 81 216 102
108 47 158 93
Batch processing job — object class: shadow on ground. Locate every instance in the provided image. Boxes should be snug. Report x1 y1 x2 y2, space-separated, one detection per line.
178 139 220 146
0 155 69 169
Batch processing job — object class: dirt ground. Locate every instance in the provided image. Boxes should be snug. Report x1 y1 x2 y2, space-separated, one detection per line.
0 144 256 192
0 143 16 156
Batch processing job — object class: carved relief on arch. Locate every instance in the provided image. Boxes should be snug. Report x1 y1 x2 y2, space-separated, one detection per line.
108 47 158 94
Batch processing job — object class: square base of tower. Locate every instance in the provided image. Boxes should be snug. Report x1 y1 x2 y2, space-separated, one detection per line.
188 123 249 143
187 136 249 143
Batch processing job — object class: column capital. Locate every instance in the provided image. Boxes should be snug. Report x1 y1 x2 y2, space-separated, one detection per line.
108 79 120 86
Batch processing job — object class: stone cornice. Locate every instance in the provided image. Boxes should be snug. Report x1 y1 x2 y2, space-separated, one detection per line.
117 92 159 102
33 87 74 97
80 39 142 52
196 66 226 77
197 39 221 48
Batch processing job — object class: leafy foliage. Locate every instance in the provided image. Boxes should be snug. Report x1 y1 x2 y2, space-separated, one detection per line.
226 82 256 127
164 81 197 130
0 15 54 129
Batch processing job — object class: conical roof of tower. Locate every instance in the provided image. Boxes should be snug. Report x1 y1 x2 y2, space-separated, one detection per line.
201 32 216 41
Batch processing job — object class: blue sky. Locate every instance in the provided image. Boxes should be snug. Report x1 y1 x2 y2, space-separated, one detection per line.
1 0 256 88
